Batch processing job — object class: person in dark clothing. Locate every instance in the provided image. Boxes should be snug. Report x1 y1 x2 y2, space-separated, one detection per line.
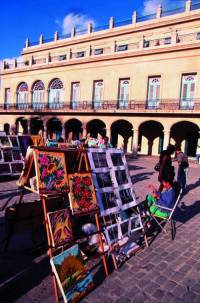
175 146 189 191
158 144 175 191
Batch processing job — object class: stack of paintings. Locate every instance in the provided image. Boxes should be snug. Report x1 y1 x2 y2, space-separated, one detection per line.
0 135 23 176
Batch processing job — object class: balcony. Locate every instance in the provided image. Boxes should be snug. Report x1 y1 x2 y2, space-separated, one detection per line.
1 99 200 114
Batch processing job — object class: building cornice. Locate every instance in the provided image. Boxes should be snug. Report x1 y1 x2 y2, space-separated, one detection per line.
21 11 200 56
2 41 200 76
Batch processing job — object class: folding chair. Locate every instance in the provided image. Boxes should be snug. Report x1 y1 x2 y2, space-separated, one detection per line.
150 189 182 239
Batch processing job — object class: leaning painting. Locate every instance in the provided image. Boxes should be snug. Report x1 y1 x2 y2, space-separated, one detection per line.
47 209 73 247
34 150 68 193
68 173 98 215
50 244 94 303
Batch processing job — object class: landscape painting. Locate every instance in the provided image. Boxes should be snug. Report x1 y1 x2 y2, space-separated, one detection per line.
35 150 68 193
9 136 19 148
11 163 24 174
3 149 13 162
96 172 113 188
50 244 94 303
12 149 22 161
0 163 11 175
0 136 11 147
91 152 108 168
110 153 124 167
47 209 73 247
119 188 137 210
115 170 128 185
68 173 97 215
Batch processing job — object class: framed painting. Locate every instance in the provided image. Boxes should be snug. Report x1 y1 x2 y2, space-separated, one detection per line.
68 173 98 215
87 148 109 171
34 150 68 194
119 218 130 239
114 169 129 186
11 163 24 175
9 136 19 148
0 136 11 148
96 190 120 216
129 215 143 234
3 149 13 162
104 223 120 246
50 244 94 303
119 187 138 210
47 209 73 247
0 163 11 175
95 172 113 188
110 152 124 167
12 149 22 161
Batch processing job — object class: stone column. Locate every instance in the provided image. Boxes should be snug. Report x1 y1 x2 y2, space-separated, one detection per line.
132 129 139 155
163 129 171 150
25 38 30 48
132 11 137 26
88 23 92 34
54 31 58 41
185 0 191 14
82 127 87 139
39 34 43 45
43 124 47 142
45 90 49 108
71 27 76 38
61 125 65 141
109 17 114 30
156 5 162 19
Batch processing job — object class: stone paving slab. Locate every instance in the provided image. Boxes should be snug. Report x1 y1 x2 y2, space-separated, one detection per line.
0 156 200 302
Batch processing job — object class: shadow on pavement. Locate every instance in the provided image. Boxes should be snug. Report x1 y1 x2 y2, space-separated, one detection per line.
174 200 200 224
131 172 155 184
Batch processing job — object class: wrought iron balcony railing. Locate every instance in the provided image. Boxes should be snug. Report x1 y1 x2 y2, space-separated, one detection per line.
1 99 200 112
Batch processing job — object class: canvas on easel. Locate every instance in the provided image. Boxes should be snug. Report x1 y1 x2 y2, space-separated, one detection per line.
50 244 94 303
34 150 68 194
68 172 98 215
47 209 73 247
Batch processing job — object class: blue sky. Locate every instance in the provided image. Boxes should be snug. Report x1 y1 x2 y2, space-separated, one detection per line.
0 0 187 60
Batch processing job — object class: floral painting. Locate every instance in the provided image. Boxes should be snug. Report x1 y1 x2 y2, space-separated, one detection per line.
50 244 94 303
48 209 73 247
35 151 68 193
68 173 97 215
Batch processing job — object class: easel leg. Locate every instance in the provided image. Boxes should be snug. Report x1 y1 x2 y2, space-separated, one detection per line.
95 213 109 276
3 188 25 252
41 196 59 303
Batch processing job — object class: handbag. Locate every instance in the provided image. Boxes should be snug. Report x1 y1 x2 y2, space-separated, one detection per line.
154 161 160 172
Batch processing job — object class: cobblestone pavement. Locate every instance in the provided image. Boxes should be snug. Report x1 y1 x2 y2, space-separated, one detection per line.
0 156 200 303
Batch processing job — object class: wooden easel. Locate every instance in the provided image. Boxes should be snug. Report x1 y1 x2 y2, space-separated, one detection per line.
14 146 108 303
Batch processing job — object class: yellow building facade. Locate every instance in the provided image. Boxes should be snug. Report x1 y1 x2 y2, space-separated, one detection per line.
1 0 200 156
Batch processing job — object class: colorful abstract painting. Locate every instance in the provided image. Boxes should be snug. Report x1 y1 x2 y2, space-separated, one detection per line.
35 150 68 193
47 209 73 247
50 244 94 303
68 173 97 215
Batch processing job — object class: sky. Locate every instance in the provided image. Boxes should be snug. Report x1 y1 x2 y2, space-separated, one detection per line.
0 0 189 61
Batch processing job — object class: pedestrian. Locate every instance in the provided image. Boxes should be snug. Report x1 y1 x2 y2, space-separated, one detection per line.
98 136 113 148
196 144 200 164
158 144 175 191
175 146 189 191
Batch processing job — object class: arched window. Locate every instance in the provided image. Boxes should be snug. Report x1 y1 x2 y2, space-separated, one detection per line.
16 82 29 109
48 78 64 109
32 80 45 109
147 77 161 109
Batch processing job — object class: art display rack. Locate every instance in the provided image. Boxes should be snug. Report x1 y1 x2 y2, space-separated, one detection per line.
87 147 148 268
15 146 109 303
0 135 24 176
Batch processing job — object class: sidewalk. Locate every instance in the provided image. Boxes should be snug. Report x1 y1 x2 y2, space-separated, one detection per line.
0 156 200 303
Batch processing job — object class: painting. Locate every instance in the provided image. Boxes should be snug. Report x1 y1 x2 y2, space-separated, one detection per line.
9 136 19 148
110 153 124 167
104 223 119 245
119 188 138 210
35 150 68 193
12 149 22 161
11 163 24 174
129 215 142 234
68 173 97 215
0 163 11 175
18 136 31 157
96 172 112 188
47 209 73 247
115 170 128 185
0 136 11 147
119 219 130 239
50 244 94 303
0 151 3 162
91 152 108 168
97 191 119 216
3 149 12 162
